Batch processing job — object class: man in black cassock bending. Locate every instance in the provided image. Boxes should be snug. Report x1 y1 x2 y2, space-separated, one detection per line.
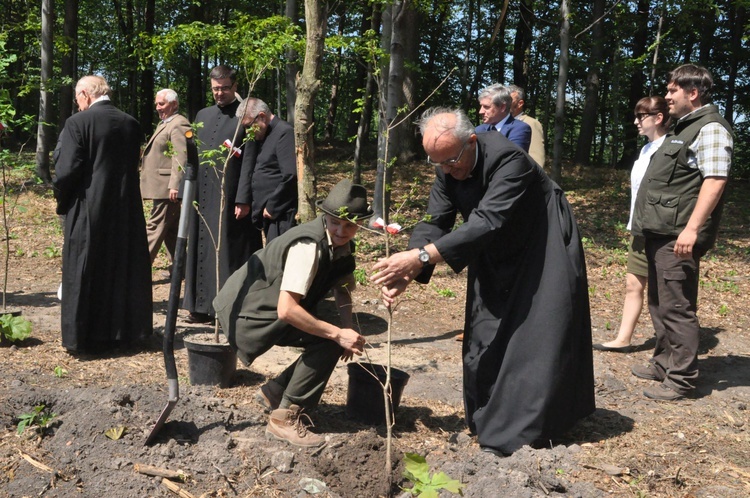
371 107 595 455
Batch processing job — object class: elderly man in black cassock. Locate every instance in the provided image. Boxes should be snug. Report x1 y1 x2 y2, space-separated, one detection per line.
54 75 152 353
182 65 263 323
371 107 595 455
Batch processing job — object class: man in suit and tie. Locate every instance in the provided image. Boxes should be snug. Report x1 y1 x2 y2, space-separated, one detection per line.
237 97 297 243
508 85 546 166
140 89 191 265
475 84 532 153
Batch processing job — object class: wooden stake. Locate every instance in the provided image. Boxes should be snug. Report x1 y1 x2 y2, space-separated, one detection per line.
18 451 54 473
134 463 186 481
161 477 196 498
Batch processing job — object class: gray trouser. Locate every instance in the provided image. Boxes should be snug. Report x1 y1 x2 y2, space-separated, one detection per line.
646 237 704 393
237 321 342 410
273 333 343 410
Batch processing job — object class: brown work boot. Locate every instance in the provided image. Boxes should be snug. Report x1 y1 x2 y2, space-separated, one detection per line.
255 379 284 412
266 404 325 448
643 383 685 401
631 363 664 381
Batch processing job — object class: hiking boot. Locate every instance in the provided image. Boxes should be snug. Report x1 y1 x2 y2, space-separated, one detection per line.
643 383 685 401
255 379 284 412
631 364 663 381
266 404 325 448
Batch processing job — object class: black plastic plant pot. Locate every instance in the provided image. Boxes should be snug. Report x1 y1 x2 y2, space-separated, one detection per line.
183 333 237 388
346 362 410 425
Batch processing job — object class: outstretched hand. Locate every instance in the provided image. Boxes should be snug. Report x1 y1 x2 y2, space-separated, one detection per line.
338 328 365 361
370 250 420 287
380 278 410 309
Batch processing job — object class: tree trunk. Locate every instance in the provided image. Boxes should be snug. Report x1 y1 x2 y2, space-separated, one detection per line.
36 0 53 184
59 0 78 130
459 0 474 108
324 12 346 141
573 0 604 166
353 3 381 185
616 0 648 169
371 0 405 223
285 0 299 123
139 0 155 137
370 3 393 225
397 2 419 162
725 2 745 124
294 0 327 222
185 1 205 120
512 0 534 90
468 0 508 109
347 3 371 138
551 0 570 184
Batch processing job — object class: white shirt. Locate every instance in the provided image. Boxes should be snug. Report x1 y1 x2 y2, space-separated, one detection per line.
628 135 666 230
279 227 353 297
492 114 511 131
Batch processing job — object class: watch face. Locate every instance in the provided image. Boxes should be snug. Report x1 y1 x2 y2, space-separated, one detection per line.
419 249 429 263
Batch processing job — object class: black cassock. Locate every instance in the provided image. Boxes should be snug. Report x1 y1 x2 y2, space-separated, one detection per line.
183 100 262 316
409 133 595 454
53 100 152 352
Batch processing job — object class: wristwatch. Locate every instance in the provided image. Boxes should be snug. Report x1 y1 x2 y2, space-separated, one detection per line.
418 247 430 267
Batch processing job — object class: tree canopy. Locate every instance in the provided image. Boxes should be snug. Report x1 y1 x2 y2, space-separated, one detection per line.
1 0 748 178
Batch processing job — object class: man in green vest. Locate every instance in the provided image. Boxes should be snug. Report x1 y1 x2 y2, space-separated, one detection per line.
632 64 733 401
213 179 371 447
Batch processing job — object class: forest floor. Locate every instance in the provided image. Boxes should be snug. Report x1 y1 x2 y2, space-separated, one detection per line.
0 151 749 497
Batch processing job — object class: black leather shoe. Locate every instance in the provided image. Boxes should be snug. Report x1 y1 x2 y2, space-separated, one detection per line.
592 343 633 353
480 446 509 457
184 312 214 324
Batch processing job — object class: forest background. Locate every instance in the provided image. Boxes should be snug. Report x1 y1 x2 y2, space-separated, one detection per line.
1 0 749 213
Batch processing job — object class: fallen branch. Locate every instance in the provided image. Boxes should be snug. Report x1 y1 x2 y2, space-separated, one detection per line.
18 451 54 473
310 442 328 457
134 463 186 481
161 477 195 498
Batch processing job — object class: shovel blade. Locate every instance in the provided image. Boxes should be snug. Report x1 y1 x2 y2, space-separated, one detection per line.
144 399 177 446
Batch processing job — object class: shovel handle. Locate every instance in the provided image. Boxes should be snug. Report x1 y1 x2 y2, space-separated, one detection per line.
162 158 197 384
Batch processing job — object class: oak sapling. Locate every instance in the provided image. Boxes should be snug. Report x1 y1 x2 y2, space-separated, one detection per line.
402 452 463 497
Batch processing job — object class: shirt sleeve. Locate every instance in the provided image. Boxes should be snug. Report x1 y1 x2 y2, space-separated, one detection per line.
689 122 733 177
279 240 319 296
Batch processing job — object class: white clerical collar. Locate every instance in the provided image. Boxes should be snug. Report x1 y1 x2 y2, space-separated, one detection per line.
90 95 111 106
218 97 238 108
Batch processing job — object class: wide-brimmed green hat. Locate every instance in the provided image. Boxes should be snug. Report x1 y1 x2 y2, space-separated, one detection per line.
316 179 374 221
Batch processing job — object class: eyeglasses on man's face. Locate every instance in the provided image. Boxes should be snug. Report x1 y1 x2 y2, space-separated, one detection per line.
427 141 469 167
212 85 233 93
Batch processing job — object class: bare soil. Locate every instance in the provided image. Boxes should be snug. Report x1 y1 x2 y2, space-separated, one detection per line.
1 161 749 497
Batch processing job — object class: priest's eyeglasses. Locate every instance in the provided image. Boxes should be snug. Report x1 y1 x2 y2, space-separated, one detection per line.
427 142 469 167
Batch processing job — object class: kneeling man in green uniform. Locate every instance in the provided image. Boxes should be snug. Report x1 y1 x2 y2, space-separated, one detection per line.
213 179 371 447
